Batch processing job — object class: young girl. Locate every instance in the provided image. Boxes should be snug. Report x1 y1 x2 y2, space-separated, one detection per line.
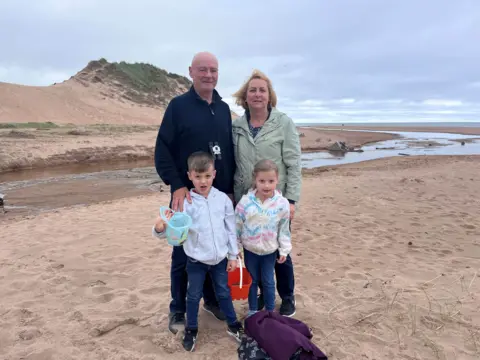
235 159 292 316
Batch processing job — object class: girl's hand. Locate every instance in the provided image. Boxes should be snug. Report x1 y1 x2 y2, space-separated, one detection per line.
277 255 287 264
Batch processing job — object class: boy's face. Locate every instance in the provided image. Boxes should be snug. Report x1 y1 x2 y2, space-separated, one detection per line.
188 164 216 197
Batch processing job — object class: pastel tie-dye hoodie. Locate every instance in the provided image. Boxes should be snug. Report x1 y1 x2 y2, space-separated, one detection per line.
235 189 292 257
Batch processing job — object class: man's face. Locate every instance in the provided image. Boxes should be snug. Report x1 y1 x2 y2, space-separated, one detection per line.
189 53 218 94
188 164 216 197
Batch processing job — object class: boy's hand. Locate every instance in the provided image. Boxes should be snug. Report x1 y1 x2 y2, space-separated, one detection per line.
227 260 237 272
277 255 287 264
154 209 173 233
154 216 166 233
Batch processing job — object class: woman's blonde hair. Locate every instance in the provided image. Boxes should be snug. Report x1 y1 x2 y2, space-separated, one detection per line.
251 159 279 189
232 69 278 110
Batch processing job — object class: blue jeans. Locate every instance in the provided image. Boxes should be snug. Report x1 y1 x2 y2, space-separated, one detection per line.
169 245 218 314
185 257 238 329
244 249 277 312
258 252 295 302
258 221 295 302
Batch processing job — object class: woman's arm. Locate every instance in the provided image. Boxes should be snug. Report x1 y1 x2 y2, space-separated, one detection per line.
281 114 302 203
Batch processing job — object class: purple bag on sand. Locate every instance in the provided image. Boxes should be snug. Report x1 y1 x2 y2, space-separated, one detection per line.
243 311 328 360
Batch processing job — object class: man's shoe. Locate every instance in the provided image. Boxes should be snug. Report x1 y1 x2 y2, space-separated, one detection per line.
182 328 198 352
257 294 265 311
168 312 185 334
227 321 244 343
202 303 226 321
279 299 296 317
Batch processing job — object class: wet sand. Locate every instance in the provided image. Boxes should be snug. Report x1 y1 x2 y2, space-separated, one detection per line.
1 155 479 359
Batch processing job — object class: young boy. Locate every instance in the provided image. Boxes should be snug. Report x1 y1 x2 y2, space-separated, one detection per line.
153 151 244 352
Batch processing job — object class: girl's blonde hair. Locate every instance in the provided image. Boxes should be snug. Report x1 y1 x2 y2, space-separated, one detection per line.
232 69 278 110
251 159 278 189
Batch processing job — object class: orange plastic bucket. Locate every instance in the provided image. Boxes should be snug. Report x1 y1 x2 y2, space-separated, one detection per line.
229 258 252 300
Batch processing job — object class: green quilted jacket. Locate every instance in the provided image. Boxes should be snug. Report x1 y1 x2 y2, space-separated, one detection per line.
232 108 302 204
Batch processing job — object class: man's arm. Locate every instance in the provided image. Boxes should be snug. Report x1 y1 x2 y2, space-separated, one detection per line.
226 109 236 197
154 100 185 193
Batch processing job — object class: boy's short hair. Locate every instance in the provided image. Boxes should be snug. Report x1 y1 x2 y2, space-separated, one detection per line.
187 151 215 172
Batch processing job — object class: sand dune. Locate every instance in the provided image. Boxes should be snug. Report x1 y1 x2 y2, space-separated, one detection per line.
0 80 164 125
1 155 479 359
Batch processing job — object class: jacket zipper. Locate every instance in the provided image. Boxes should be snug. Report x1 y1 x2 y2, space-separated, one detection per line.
206 200 217 262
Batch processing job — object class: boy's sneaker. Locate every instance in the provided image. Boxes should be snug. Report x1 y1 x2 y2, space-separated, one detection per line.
227 321 244 342
279 298 296 317
168 312 185 334
202 303 226 321
256 294 265 311
182 328 198 352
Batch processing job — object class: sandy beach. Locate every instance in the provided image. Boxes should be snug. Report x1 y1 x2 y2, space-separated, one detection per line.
1 154 479 359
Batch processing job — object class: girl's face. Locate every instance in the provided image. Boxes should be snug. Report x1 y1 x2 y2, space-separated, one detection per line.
254 170 278 200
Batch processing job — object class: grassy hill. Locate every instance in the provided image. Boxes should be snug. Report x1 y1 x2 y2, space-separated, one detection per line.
71 58 191 108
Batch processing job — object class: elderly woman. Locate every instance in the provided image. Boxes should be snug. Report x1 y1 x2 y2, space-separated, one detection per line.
232 69 302 317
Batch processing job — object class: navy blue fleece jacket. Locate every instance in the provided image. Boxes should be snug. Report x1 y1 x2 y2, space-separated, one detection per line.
154 86 235 195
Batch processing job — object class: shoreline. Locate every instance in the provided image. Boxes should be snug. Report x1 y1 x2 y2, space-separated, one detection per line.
313 125 480 136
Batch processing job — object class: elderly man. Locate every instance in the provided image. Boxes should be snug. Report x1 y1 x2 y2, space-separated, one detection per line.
154 52 236 334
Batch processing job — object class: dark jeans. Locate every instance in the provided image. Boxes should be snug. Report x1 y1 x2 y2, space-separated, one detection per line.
185 257 238 329
169 244 219 314
258 221 295 302
244 249 277 311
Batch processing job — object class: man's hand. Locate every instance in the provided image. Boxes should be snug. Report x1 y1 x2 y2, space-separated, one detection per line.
227 259 238 272
277 255 287 264
289 203 295 220
172 187 192 212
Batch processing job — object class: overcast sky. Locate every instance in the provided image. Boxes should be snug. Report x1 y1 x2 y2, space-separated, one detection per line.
1 0 479 123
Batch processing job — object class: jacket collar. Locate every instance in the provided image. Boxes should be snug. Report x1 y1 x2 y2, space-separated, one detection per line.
188 85 222 103
233 108 283 142
247 188 282 204
189 186 220 201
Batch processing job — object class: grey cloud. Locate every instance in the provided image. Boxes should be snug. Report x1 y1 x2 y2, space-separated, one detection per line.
1 0 479 122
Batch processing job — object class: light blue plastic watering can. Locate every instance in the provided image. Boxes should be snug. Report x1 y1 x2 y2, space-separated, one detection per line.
159 206 192 246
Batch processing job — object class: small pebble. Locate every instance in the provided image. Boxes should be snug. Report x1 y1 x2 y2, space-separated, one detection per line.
408 241 413 246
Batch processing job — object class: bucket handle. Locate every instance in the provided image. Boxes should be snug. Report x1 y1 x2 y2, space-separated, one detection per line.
238 256 243 289
159 206 173 223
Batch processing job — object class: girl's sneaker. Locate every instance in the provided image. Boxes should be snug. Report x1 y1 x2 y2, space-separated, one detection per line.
227 321 244 342
182 328 198 352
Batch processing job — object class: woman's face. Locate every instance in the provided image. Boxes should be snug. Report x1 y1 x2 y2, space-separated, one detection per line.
246 78 269 111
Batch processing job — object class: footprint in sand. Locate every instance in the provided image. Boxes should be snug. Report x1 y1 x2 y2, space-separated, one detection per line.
462 224 476 230
18 328 42 341
139 286 167 295
97 292 115 303
347 272 366 281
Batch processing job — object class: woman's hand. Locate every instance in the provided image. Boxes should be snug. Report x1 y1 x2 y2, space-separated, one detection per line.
289 203 295 220
277 255 286 264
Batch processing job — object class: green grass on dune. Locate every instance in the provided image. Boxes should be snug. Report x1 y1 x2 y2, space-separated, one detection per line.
0 122 59 129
